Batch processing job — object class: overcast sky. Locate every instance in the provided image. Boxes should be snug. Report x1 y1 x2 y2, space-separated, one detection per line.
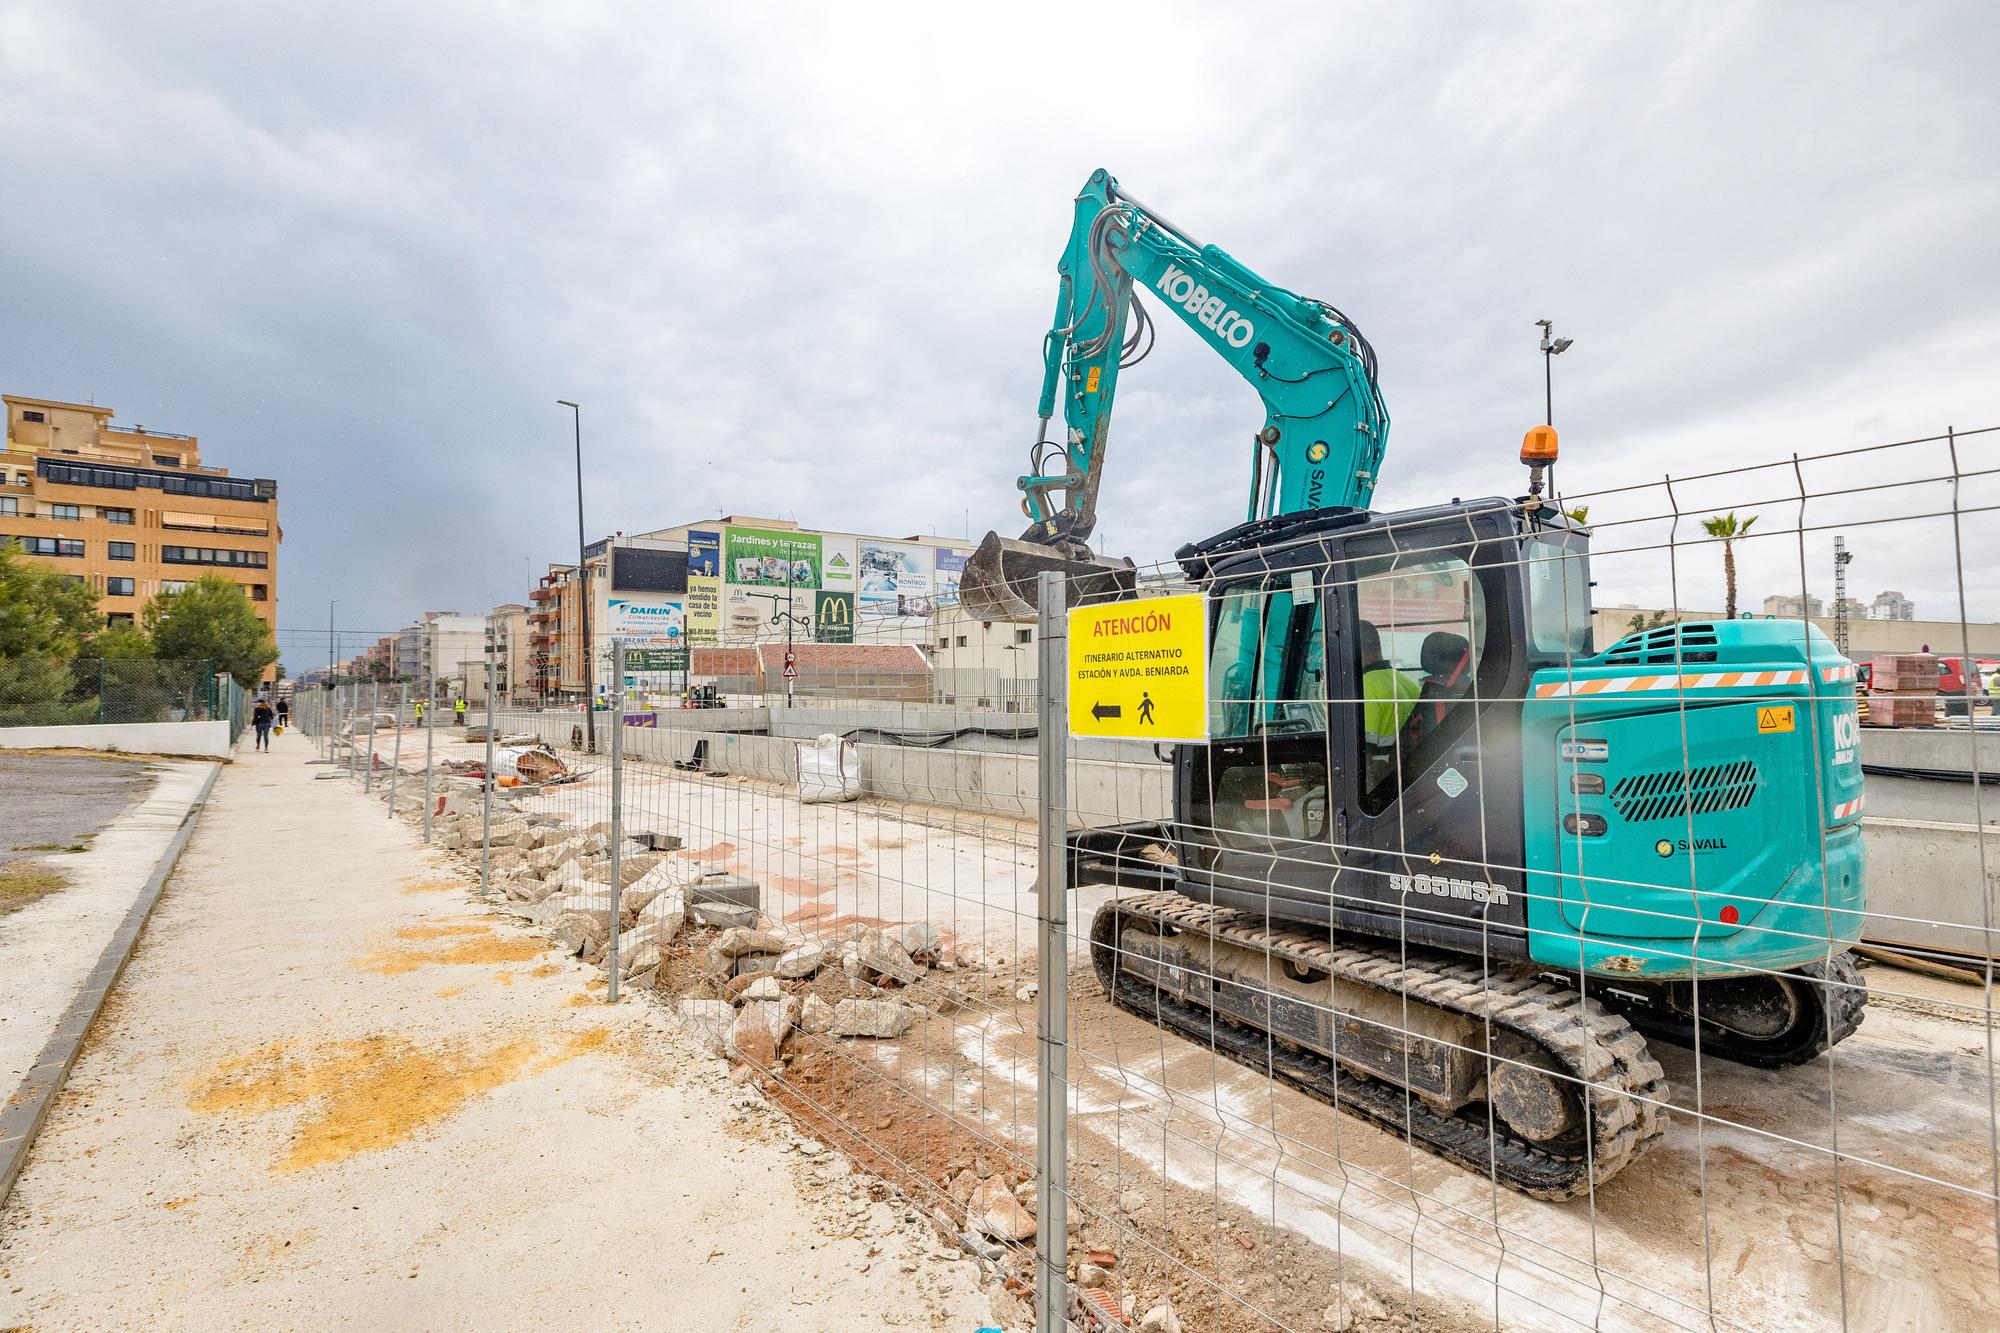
3 2 1994 662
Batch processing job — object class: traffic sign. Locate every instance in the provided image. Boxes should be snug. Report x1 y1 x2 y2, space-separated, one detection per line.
1067 592 1208 742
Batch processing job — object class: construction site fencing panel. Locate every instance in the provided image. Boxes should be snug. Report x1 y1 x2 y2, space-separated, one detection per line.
307 425 1997 1332
0 656 235 730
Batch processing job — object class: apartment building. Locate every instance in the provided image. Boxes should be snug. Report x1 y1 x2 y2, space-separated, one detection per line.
1 393 280 640
482 603 530 706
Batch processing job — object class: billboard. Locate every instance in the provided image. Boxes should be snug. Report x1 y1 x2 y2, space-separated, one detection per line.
820 535 858 591
605 595 685 648
626 648 688 672
722 585 813 642
934 548 971 607
725 526 821 588
858 540 933 618
685 576 720 646
813 591 855 644
687 529 720 578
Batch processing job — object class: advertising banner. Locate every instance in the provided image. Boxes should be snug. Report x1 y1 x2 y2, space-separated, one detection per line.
813 591 855 644
605 595 685 647
685 575 721 646
820 535 858 591
722 585 813 642
934 548 971 607
858 540 934 617
626 648 689 672
725 526 821 588
687 530 721 579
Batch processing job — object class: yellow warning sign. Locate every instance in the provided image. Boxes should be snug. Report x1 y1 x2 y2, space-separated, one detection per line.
1757 705 1795 734
1068 593 1209 742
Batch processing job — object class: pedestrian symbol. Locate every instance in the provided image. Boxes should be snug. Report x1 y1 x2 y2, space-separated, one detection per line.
1138 692 1155 726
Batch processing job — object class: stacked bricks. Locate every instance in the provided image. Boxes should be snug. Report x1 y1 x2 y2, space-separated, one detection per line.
1864 653 1938 728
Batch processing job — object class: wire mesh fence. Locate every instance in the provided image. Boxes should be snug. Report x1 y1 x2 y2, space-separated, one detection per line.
0 657 246 731
298 425 1998 1331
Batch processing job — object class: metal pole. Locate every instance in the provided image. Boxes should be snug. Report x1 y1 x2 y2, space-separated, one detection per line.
1032 570 1069 1333
606 638 626 1002
364 681 380 791
423 678 437 842
480 660 496 900
387 683 404 816
559 399 597 755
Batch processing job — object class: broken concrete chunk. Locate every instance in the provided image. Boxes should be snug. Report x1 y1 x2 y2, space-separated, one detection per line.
830 999 915 1039
966 1175 1036 1242
775 941 826 979
714 927 789 958
891 922 941 959
692 901 758 931
678 998 736 1054
741 976 783 1002
1138 1306 1181 1333
799 993 836 1034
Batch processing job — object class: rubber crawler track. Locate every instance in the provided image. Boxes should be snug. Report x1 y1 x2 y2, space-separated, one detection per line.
1595 952 1867 1069
1089 892 1670 1201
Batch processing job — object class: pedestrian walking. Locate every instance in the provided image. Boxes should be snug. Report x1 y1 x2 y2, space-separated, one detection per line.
275 697 290 728
454 697 467 726
414 698 427 726
252 696 275 752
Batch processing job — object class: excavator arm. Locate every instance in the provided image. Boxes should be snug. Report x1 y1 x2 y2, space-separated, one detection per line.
961 168 1390 619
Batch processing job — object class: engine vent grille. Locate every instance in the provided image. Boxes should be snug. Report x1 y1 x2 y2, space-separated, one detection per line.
1604 622 1720 665
1610 760 1759 822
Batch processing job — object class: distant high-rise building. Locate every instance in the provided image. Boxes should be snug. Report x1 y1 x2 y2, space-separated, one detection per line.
1870 590 1915 621
1763 593 1823 619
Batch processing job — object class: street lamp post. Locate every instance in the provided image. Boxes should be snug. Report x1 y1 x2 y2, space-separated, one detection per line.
1534 318 1574 426
557 399 596 754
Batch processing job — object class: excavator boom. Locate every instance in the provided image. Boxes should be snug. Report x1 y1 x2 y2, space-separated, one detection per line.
960 167 1389 619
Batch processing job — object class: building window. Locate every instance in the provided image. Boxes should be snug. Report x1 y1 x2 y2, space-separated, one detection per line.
106 613 134 627
955 635 968 647
22 410 45 423
161 580 189 595
0 498 13 516
104 508 134 525
249 584 268 601
152 455 180 467
49 503 81 520
1015 628 1033 644
63 574 85 585
106 576 136 597
161 545 267 568
14 536 84 558
108 541 136 561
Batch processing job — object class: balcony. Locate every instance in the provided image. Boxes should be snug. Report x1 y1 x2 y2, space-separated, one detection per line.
530 586 555 601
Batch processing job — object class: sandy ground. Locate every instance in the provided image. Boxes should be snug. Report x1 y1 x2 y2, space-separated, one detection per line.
0 731 998 1331
0 756 214 1095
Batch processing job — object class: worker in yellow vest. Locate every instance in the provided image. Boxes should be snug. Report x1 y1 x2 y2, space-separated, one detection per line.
413 698 427 725
454 697 467 726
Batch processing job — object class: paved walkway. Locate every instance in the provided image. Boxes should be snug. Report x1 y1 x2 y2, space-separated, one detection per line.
0 754 215 1097
0 731 997 1330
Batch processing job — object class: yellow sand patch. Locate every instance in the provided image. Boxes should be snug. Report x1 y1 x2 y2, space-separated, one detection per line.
352 935 544 975
530 963 564 978
393 923 488 942
187 1029 610 1171
162 1197 193 1210
566 993 596 1008
399 879 463 896
435 985 468 999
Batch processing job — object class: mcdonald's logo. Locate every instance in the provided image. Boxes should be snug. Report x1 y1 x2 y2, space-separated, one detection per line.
815 591 854 642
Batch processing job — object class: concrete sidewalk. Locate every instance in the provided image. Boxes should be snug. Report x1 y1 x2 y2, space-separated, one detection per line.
0 731 998 1331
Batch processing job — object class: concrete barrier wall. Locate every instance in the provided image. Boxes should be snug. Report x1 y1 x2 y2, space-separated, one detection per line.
493 710 1170 827
0 720 232 758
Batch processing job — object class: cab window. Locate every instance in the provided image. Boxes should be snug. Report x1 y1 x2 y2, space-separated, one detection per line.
1209 570 1325 739
1350 553 1486 814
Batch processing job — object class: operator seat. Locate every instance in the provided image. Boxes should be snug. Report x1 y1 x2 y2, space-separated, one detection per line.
1405 631 1472 742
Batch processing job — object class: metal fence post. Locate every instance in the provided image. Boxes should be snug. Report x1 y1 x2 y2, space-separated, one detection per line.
606 639 626 1002
423 681 437 842
480 660 496 900
1033 570 1070 1333
387 683 405 817
364 681 380 791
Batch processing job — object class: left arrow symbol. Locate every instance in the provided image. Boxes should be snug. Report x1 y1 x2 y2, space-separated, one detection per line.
1091 702 1122 721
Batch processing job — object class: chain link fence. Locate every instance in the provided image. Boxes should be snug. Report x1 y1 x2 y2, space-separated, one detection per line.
295 426 2000 1331
0 657 245 732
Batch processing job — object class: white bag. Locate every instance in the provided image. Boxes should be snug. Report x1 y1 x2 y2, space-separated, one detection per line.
795 733 860 803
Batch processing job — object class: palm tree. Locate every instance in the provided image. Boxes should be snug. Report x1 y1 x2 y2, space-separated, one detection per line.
1701 512 1758 618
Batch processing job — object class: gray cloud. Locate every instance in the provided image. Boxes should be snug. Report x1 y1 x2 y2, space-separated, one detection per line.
2 1 1993 660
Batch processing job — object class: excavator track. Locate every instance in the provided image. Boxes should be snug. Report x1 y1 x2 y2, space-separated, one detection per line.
1592 953 1867 1070
1089 892 1669 1201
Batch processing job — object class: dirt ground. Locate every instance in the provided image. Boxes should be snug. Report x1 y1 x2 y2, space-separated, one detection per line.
0 731 997 1331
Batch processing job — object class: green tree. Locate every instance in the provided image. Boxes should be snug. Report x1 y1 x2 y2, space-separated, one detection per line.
1699 512 1758 619
1563 504 1590 525
1625 609 1677 635
0 541 104 725
142 575 278 688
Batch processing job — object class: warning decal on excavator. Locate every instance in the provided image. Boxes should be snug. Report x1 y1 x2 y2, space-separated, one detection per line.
1068 593 1209 742
1757 705 1795 734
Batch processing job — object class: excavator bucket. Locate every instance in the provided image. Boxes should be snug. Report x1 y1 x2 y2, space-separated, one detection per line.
957 530 1139 621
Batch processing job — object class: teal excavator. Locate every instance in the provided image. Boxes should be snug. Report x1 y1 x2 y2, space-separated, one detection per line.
962 169 1867 1199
